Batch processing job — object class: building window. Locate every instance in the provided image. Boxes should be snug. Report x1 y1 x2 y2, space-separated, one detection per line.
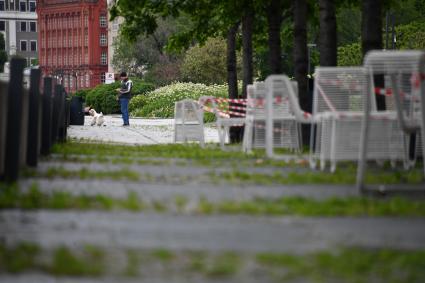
30 40 37 51
20 21 26 32
19 1 26 11
100 52 107 65
100 34 107 46
112 18 119 31
84 14 88 27
0 1 5 11
29 1 36 12
100 15 107 27
20 40 27 51
0 21 5 31
101 72 105 83
85 73 89 87
84 31 88 46
30 21 36 32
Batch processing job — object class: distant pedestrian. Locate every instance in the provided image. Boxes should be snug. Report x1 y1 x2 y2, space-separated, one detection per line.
117 71 133 126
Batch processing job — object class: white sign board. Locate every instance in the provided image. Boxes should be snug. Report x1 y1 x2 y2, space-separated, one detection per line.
105 72 115 84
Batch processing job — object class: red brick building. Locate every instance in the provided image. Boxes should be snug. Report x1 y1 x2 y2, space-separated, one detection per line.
37 0 108 92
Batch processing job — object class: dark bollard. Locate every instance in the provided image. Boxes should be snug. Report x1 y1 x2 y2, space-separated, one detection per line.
4 58 26 183
57 86 67 143
69 95 85 125
50 84 62 144
63 91 70 138
26 69 41 167
0 82 8 180
41 77 53 156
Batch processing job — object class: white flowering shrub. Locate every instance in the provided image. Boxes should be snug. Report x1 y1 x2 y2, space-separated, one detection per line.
129 82 229 120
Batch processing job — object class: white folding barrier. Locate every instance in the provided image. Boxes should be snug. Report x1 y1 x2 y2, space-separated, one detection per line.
242 82 267 152
198 96 246 150
264 75 302 159
174 99 205 147
357 50 425 190
311 67 406 172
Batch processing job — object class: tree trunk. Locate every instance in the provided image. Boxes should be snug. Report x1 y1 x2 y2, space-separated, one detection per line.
362 0 385 110
242 8 254 98
227 22 242 142
319 0 337 66
267 0 283 74
293 0 310 145
227 23 239 99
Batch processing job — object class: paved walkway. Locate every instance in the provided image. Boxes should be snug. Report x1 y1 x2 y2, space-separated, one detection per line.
2 210 425 253
67 115 219 144
3 116 425 282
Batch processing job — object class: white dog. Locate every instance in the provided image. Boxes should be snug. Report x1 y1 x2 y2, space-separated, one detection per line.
88 109 105 126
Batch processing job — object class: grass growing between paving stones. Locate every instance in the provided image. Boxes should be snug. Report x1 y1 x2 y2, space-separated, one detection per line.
0 243 105 277
0 184 145 211
1 183 425 216
48 141 424 185
24 166 141 181
213 166 424 185
256 248 425 283
52 141 305 168
196 196 425 216
48 246 105 276
1 243 424 282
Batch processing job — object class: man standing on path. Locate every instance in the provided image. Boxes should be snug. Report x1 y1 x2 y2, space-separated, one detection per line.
117 71 133 126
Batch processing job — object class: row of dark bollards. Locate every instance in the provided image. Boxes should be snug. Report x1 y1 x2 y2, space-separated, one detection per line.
0 58 70 183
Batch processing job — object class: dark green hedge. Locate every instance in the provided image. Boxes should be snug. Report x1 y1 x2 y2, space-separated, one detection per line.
84 80 155 114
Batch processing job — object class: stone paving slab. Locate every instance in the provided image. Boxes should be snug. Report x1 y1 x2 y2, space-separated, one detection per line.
0 274 243 283
2 210 425 253
35 160 311 177
21 179 358 201
67 116 219 145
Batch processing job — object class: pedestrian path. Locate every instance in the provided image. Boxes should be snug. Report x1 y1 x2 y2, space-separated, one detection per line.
2 130 425 282
3 210 425 252
67 116 220 145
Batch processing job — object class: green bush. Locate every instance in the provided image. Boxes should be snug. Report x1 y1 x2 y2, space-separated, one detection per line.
84 79 155 114
396 21 425 49
73 89 91 101
130 77 155 95
337 42 362 66
129 82 228 119
85 82 121 114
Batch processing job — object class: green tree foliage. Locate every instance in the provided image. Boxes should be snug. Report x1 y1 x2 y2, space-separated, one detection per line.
337 20 425 66
0 33 7 72
337 42 362 66
395 21 425 49
112 18 184 87
181 37 238 85
336 5 361 46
